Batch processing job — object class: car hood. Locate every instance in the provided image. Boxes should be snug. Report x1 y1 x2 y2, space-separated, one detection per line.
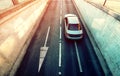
67 30 83 34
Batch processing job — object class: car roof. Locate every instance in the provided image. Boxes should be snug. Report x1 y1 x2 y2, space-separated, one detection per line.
67 16 79 24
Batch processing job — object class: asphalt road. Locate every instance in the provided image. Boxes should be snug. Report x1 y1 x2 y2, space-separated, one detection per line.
15 0 104 76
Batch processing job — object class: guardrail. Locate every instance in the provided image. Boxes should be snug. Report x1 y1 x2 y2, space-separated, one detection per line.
0 0 49 76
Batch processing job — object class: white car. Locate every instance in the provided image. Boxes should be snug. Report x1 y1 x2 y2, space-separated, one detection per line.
64 14 83 40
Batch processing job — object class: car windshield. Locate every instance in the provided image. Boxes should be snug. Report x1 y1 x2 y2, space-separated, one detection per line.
68 24 81 30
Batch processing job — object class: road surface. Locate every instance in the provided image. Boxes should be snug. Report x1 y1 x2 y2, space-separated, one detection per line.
15 0 104 76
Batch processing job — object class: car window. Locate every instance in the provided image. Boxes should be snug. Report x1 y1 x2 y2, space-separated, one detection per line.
68 24 81 30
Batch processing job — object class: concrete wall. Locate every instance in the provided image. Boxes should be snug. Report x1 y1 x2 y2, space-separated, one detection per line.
17 0 31 3
0 0 13 11
0 0 32 11
73 0 120 76
0 0 49 76
13 0 32 5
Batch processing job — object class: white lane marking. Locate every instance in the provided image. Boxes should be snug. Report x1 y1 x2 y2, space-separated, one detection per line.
38 47 48 72
60 26 62 39
74 41 83 72
59 27 62 67
44 26 50 47
60 10 62 15
59 42 62 67
38 26 50 72
60 16 62 25
61 5 62 9
58 71 62 75
38 58 44 72
59 0 62 74
61 0 62 9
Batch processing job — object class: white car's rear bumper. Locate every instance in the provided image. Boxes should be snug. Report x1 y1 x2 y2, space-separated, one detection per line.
65 33 83 40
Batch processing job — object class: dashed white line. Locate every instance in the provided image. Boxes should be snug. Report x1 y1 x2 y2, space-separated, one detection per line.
74 41 83 72
58 0 62 75
59 27 62 67
60 1 62 9
60 16 62 24
60 10 62 15
59 42 62 67
58 71 62 75
60 26 62 39
61 5 62 9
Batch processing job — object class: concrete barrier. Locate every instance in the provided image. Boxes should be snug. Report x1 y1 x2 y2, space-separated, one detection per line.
0 0 49 76
73 0 120 76
0 0 13 11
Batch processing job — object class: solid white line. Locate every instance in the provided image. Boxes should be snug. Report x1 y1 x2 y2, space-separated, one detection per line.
60 16 62 25
44 26 50 47
59 42 62 67
74 41 83 72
